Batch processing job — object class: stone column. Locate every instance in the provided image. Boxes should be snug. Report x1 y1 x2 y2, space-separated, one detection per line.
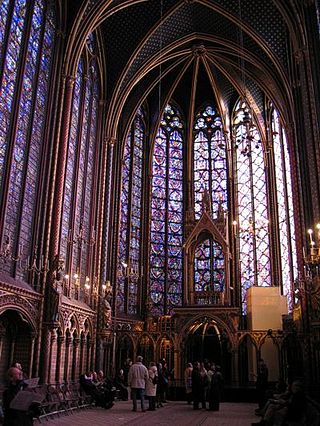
39 325 51 383
72 337 80 380
79 334 85 376
28 332 37 379
9 334 17 367
231 348 239 386
49 75 76 258
64 334 72 382
0 324 6 364
174 342 181 380
55 335 64 383
47 330 56 383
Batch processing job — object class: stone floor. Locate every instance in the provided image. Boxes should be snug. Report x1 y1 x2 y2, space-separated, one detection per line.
40 400 258 425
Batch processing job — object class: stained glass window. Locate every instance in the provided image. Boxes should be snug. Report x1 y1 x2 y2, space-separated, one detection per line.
233 101 271 313
194 238 225 295
193 105 227 302
60 36 100 299
0 0 55 280
117 107 145 314
60 59 83 264
149 104 184 315
272 108 297 309
194 105 227 219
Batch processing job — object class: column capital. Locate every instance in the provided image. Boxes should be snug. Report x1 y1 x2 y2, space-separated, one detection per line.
105 137 117 146
56 29 66 39
62 74 76 87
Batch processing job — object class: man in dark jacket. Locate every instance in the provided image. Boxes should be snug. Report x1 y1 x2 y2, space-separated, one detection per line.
191 362 202 410
3 367 33 426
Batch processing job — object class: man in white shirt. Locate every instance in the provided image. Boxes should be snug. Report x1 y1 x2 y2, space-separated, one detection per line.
128 355 149 412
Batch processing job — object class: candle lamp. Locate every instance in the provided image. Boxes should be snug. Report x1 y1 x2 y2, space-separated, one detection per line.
304 224 320 265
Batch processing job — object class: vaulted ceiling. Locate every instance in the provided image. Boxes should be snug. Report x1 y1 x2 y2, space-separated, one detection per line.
65 0 305 140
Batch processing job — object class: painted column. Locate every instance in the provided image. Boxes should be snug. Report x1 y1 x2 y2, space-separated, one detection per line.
9 335 16 366
0 324 6 364
49 75 76 258
28 332 37 379
64 333 72 382
47 329 56 383
72 337 80 380
39 325 51 383
55 335 64 383
174 345 181 381
231 348 239 386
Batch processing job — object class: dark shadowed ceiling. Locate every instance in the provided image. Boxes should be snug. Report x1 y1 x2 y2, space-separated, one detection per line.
67 0 303 140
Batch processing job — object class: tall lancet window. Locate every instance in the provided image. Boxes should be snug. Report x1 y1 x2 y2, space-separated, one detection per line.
194 105 227 219
0 0 55 281
193 105 227 301
60 35 100 300
118 107 145 314
233 100 271 312
150 104 184 315
272 108 297 309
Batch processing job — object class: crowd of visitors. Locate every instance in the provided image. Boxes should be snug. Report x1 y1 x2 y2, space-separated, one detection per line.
184 361 224 411
125 356 170 412
79 370 116 409
2 357 320 425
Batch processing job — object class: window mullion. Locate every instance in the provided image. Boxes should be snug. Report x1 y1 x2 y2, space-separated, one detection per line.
164 131 170 314
0 0 15 85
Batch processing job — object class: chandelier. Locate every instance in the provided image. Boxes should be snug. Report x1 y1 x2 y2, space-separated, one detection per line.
234 102 261 158
119 259 140 280
305 224 320 264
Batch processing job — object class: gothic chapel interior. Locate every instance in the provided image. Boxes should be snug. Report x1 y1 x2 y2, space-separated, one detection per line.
0 0 320 396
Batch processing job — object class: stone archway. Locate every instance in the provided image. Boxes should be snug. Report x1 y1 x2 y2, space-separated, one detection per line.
183 317 233 384
0 309 36 384
116 334 134 373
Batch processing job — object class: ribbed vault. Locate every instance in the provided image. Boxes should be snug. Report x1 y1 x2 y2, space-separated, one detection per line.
62 0 304 145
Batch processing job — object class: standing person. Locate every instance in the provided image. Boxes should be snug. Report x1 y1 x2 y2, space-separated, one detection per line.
128 355 148 412
160 360 169 403
184 363 193 405
191 362 202 410
199 362 209 409
145 362 158 411
208 365 224 411
156 363 165 408
256 359 269 409
123 358 132 386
